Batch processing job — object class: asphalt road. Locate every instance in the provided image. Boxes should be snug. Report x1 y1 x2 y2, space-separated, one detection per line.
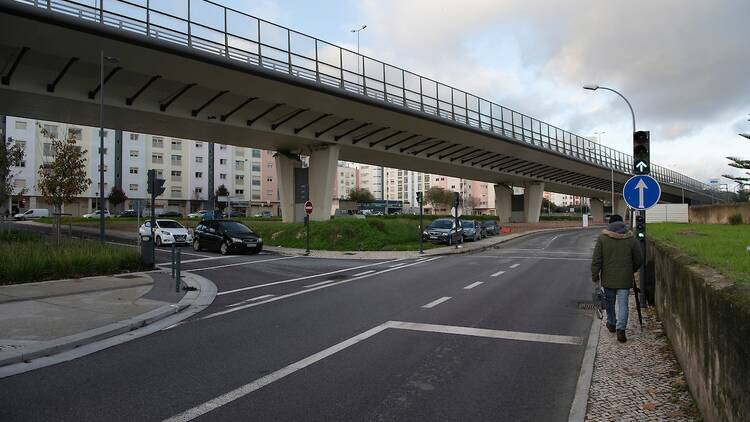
0 228 599 422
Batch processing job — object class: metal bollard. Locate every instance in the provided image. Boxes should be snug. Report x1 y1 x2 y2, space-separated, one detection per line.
175 248 181 292
171 243 176 278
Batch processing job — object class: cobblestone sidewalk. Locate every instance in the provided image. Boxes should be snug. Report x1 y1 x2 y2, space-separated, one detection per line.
585 293 701 421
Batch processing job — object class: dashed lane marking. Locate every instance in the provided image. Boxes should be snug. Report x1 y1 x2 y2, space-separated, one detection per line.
353 270 376 277
304 279 337 288
226 294 275 308
509 264 520 269
490 270 505 277
463 282 484 290
421 296 452 308
185 256 297 272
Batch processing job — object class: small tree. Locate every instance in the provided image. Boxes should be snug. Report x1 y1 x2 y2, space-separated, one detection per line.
215 184 229 211
108 186 128 212
36 126 91 243
723 119 750 202
425 187 453 211
347 187 375 203
0 136 25 216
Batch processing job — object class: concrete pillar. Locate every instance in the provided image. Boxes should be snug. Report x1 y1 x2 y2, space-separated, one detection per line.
308 145 339 221
493 184 512 223
522 182 544 223
275 153 301 223
614 197 628 218
590 198 605 223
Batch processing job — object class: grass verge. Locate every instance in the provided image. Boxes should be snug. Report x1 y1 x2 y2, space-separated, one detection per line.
648 223 750 285
0 231 144 285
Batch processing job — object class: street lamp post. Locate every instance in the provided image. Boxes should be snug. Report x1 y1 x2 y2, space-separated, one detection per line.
350 25 367 89
583 84 636 134
99 51 117 244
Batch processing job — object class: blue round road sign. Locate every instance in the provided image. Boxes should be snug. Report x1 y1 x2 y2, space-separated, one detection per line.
623 175 661 210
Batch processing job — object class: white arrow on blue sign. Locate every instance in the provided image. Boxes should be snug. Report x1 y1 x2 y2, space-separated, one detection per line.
623 175 661 210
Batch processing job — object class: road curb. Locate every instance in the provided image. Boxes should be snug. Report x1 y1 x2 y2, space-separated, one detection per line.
568 313 602 422
0 271 217 372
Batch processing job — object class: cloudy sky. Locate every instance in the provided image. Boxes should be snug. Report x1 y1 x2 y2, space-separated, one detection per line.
221 0 750 185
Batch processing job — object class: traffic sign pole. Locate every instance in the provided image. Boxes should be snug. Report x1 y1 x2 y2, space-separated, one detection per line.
304 196 312 255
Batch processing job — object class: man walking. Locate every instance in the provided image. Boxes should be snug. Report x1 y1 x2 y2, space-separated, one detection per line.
591 214 642 343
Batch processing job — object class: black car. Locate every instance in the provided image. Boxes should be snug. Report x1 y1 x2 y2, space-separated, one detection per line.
158 210 182 218
117 209 141 218
193 220 263 255
423 218 463 246
483 220 499 236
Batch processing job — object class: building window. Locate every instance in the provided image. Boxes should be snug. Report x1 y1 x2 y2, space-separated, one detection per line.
235 149 244 157
42 125 58 138
235 175 245 182
251 164 261 172
171 139 182 150
195 172 202 178
14 121 27 130
130 133 139 141
219 159 227 165
17 161 25 168
220 145 227 150
152 137 164 148
235 189 244 195
13 140 26 150
171 170 182 181
68 128 82 140
129 167 138 174
171 186 182 197
251 149 261 158
195 156 203 163
14 179 26 188
251 178 261 186
171 155 182 165
195 187 203 193
235 160 244 170
251 192 261 200
129 184 138 191
220 173 227 180
195 142 202 148
152 153 163 164
129 150 139 158
267 162 273 168
156 169 164 178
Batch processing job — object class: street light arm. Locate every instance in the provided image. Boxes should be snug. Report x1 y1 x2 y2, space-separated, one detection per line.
598 86 636 133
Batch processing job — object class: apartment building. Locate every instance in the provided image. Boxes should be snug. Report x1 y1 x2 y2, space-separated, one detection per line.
354 164 383 199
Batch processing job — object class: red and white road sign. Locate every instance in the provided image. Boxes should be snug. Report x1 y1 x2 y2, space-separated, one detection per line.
304 201 313 215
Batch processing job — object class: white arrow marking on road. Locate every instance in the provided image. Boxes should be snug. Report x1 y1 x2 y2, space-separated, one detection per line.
635 161 648 172
635 178 648 208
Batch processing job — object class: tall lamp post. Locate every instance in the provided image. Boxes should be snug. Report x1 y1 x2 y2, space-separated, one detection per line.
350 24 367 89
99 51 118 243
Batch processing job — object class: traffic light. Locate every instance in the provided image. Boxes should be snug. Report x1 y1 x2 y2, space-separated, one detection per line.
453 192 460 209
633 131 650 175
416 191 423 204
635 214 646 240
147 169 166 197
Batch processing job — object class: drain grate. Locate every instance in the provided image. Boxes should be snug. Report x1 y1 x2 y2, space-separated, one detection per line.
577 302 597 310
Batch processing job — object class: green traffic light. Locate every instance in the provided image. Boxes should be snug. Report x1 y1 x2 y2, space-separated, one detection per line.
637 232 645 239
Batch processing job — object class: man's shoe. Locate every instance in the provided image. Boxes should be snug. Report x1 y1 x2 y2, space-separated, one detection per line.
606 323 616 333
617 330 627 343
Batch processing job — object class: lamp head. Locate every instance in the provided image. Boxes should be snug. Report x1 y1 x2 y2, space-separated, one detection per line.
582 84 599 91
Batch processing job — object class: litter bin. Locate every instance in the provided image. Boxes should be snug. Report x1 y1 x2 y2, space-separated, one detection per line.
141 234 154 268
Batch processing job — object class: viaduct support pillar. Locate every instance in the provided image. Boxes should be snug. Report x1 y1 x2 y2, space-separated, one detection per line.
523 182 544 223
275 153 301 223
614 197 628 219
308 145 339 221
590 198 605 223
493 184 512 223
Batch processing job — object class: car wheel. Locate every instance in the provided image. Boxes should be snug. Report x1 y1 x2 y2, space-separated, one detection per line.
220 241 230 255
251 245 262 254
193 239 201 251
155 236 162 247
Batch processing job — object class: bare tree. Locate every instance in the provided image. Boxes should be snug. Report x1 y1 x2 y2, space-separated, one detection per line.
36 125 91 243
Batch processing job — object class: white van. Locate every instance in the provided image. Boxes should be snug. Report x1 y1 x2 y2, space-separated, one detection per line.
13 209 50 220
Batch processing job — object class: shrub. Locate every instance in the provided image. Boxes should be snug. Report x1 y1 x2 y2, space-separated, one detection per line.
728 213 743 225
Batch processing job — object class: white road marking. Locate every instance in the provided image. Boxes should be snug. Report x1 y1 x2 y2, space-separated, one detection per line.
217 259 404 296
509 263 520 269
490 270 505 277
353 270 375 277
389 263 406 268
162 322 392 422
202 257 440 319
463 281 484 290
163 319 580 422
421 296 452 308
186 256 297 272
304 279 337 288
388 321 583 345
226 294 275 308
543 235 560 250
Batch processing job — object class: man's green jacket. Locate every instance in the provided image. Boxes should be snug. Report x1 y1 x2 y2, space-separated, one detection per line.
591 228 643 289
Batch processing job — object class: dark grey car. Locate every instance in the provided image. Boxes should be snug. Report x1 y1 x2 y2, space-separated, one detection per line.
483 220 500 236
423 218 463 246
461 220 481 241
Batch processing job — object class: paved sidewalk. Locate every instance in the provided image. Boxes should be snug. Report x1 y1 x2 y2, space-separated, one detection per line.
585 293 700 421
0 272 185 367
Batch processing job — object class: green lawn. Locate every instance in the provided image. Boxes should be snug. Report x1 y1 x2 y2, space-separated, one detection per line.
649 223 750 285
0 231 144 285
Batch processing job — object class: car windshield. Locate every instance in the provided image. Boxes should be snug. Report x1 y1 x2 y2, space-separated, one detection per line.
158 220 183 229
219 221 254 234
461 221 474 228
485 221 496 227
429 220 453 229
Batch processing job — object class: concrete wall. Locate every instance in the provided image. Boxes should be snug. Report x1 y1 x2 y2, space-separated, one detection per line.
689 203 750 224
646 204 689 223
649 238 750 422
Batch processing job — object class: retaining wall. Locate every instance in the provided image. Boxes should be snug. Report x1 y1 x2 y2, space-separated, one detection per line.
689 203 750 224
649 238 750 422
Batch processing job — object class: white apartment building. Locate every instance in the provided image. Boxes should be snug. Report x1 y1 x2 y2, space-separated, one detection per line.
354 164 383 199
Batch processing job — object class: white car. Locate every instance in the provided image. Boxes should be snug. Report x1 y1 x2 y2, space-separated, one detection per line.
187 210 208 219
82 210 111 219
139 219 193 246
13 208 50 220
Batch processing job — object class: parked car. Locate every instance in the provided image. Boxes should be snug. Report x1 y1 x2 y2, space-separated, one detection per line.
223 210 244 218
478 221 488 238
253 211 273 218
138 219 193 246
193 220 263 255
117 209 140 218
423 218 463 246
157 210 182 218
187 210 209 219
461 220 481 242
483 220 500 236
13 208 49 220
82 209 111 219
